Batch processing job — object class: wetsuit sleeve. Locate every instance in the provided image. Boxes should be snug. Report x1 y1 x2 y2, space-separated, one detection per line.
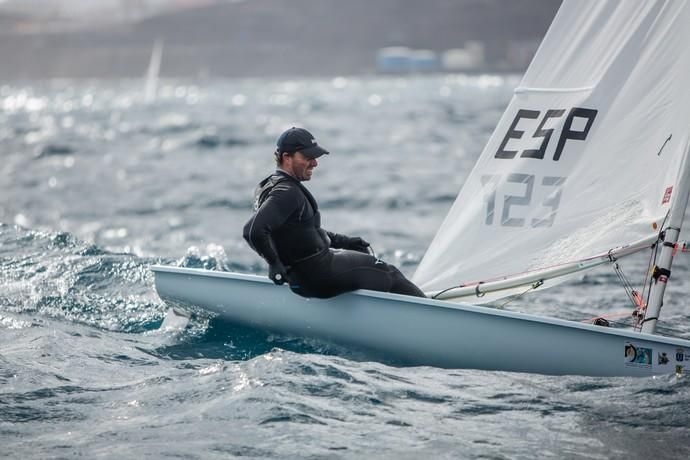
327 231 350 249
243 183 300 265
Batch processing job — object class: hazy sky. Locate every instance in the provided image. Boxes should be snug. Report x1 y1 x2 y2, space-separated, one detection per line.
0 0 220 22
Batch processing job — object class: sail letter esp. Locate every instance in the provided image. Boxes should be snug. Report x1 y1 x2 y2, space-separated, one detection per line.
495 109 540 159
522 109 566 160
553 108 598 161
495 107 597 161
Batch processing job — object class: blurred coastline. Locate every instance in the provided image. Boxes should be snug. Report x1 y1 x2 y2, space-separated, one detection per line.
0 0 561 80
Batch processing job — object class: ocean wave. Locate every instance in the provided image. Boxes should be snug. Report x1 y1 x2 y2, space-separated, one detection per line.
0 224 168 332
36 143 76 157
194 134 250 149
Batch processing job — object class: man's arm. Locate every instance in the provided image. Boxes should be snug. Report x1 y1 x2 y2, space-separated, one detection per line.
243 183 299 281
326 231 370 253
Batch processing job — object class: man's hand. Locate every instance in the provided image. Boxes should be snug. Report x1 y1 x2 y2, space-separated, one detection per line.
346 237 370 254
268 261 288 285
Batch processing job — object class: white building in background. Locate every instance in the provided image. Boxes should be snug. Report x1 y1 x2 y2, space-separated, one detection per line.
441 41 485 72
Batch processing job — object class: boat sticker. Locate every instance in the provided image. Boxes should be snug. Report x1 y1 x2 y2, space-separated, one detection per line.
658 352 669 365
662 186 673 205
675 349 690 362
625 342 652 368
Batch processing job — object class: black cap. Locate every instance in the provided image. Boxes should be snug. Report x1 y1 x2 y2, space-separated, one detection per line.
276 127 329 159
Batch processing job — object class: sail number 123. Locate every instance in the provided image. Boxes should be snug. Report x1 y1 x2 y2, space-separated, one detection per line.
481 174 565 228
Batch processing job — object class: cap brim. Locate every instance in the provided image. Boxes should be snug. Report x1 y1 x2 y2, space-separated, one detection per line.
300 144 329 159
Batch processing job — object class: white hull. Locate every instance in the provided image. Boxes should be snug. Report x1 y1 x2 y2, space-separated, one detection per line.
152 265 690 377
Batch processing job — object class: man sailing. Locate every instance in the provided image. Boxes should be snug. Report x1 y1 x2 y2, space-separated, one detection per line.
243 127 425 299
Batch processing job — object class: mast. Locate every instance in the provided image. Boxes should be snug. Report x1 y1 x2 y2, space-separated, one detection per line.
642 138 690 334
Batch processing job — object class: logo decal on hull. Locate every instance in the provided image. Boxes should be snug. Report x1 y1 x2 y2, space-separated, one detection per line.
625 342 652 368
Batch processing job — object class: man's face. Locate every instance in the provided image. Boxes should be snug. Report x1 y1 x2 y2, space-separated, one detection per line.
283 151 318 181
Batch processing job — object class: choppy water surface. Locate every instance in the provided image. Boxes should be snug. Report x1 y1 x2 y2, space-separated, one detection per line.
2 76 690 459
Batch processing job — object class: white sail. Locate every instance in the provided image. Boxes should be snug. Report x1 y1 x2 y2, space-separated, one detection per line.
144 38 164 104
414 0 690 302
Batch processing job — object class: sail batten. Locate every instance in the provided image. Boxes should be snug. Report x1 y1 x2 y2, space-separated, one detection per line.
414 0 690 302
514 86 594 94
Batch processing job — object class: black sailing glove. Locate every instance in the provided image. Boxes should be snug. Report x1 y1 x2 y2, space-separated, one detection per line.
327 232 371 253
268 261 288 285
345 236 370 254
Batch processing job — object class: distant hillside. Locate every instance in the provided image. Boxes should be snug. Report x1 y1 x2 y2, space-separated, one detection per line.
0 0 562 79
0 10 30 28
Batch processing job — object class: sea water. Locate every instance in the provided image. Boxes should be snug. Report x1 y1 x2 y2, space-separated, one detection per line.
2 75 690 459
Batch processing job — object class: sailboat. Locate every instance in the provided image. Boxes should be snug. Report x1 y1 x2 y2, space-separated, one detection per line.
144 38 164 104
152 0 690 376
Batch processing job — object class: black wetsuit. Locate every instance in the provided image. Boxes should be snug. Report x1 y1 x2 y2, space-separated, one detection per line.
243 170 425 299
